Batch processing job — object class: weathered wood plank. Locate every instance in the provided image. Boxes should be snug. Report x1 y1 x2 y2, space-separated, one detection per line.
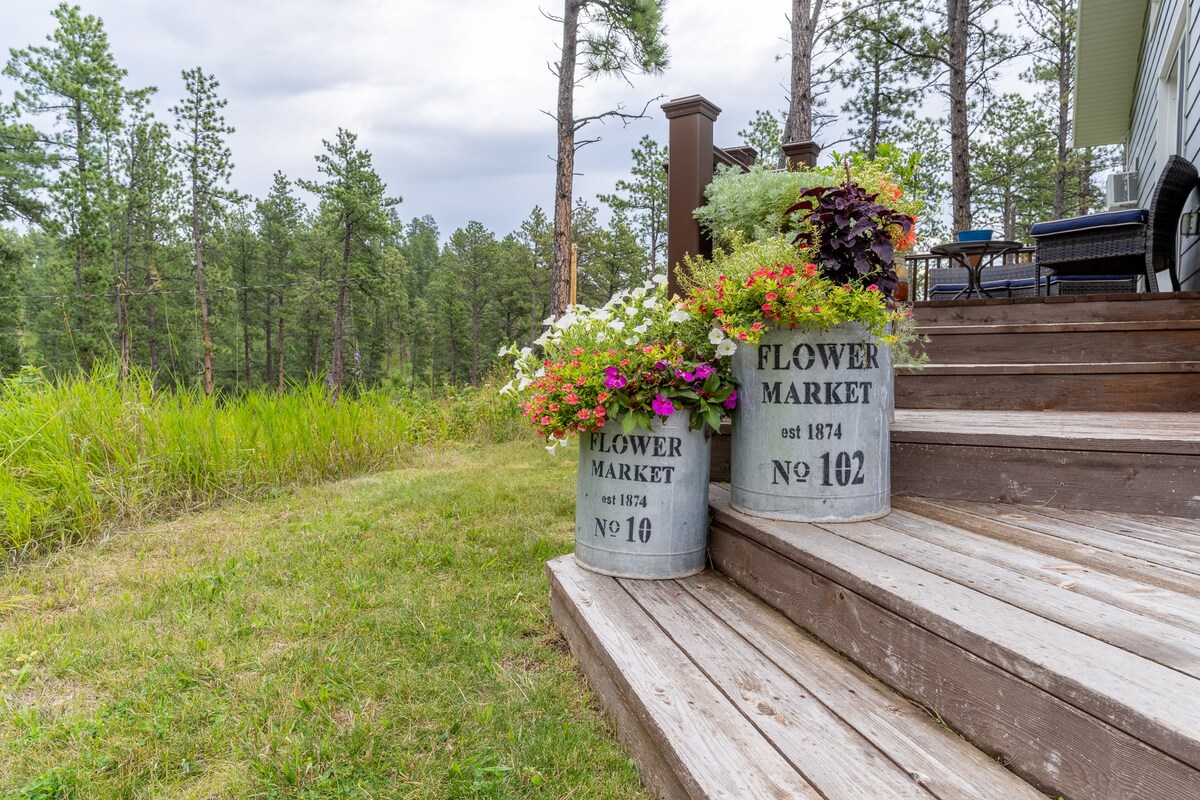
1028 505 1200 556
892 409 1200 455
621 579 942 799
936 501 1200 576
919 318 1200 336
913 292 1200 326
707 522 1200 800
920 327 1200 366
895 369 1200 412
828 515 1200 678
891 497 1200 598
879 504 1200 637
891 442 1200 518
680 572 1047 800
548 556 821 799
709 487 1200 771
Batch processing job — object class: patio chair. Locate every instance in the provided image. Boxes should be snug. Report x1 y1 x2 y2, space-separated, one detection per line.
1029 154 1199 292
926 263 1042 300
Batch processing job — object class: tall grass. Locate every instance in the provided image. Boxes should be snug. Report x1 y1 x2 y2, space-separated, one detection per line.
0 364 523 559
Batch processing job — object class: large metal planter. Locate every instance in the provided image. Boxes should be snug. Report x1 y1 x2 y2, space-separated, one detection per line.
575 411 711 579
730 324 892 522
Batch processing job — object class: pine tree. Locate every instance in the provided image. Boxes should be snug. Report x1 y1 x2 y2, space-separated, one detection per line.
550 0 668 315
598 135 667 272
298 128 399 399
255 172 304 393
0 231 24 373
6 2 128 369
171 67 236 395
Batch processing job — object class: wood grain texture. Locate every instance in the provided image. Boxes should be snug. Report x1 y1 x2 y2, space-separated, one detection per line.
707 522 1200 800
930 501 1200 576
708 487 1200 771
548 556 821 799
892 409 1200 454
920 327 1200 366
892 496 1200 598
680 572 1047 800
622 579 943 799
912 292 1200 326
879 505 1200 637
891 442 1200 518
828 515 1200 679
1028 505 1200 555
895 369 1200 412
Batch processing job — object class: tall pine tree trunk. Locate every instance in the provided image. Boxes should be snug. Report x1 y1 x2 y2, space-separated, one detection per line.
118 197 134 380
948 0 972 232
330 223 352 400
781 0 822 165
192 181 214 396
146 263 158 378
551 0 580 316
1053 0 1071 218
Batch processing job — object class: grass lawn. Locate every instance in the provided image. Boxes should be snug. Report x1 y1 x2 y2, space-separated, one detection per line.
0 439 650 799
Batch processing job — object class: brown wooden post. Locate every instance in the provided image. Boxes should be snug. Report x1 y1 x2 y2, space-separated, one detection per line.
663 95 720 297
782 140 821 170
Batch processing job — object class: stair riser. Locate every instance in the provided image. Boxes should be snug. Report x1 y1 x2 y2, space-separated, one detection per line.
896 372 1200 412
890 442 1200 518
918 329 1200 365
913 292 1200 326
709 521 1200 800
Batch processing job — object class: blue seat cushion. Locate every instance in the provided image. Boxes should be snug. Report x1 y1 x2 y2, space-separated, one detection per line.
1007 276 1048 290
1030 208 1148 237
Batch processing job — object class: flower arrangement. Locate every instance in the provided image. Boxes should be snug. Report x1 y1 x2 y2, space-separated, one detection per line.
501 278 738 451
684 236 900 347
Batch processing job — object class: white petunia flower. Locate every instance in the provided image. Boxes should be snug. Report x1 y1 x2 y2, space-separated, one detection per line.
534 333 550 347
519 346 532 358
633 322 650 334
669 308 690 323
542 315 556 326
554 313 577 329
653 274 668 286
499 380 515 395
716 339 738 357
519 377 533 390
607 319 625 331
631 287 646 299
708 327 726 344
597 331 607 342
535 368 546 377
642 297 658 309
624 337 637 346
625 305 638 317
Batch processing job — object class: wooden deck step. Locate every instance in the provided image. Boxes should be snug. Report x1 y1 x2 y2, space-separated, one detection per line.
891 409 1200 517
895 361 1200 411
707 485 1200 799
547 554 1045 800
914 319 1200 366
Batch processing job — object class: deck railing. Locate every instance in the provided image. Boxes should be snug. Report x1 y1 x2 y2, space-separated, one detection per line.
904 246 1036 301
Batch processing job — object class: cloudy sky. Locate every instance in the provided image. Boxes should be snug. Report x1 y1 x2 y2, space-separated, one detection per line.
3 0 831 239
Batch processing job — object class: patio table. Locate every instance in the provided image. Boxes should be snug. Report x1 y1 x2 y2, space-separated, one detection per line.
929 239 1026 300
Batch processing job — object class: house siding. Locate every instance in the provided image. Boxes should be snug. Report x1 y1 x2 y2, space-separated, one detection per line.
1129 0 1200 288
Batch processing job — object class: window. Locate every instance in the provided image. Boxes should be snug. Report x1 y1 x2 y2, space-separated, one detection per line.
1156 6 1188 172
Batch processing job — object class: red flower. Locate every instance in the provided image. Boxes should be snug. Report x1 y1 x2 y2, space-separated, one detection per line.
577 409 591 420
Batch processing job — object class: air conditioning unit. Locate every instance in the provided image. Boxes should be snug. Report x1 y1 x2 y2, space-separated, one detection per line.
1106 171 1139 209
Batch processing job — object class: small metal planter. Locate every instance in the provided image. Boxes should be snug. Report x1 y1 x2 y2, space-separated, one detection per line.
575 411 711 579
730 324 893 522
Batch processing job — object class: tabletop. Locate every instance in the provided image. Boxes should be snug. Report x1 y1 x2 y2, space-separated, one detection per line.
929 239 1025 257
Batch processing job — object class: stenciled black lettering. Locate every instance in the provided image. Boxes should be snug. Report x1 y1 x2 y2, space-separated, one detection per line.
763 382 781 403
791 343 815 370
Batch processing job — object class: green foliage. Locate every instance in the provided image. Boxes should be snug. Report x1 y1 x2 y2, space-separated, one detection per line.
578 0 669 78
0 364 521 560
504 280 736 441
0 232 24 373
737 110 784 167
598 134 667 271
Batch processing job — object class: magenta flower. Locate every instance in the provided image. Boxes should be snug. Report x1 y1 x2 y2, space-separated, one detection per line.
675 368 696 382
654 360 669 371
694 364 713 380
603 366 627 390
723 389 738 410
652 393 675 416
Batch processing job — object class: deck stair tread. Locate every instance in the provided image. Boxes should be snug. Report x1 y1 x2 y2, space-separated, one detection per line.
548 554 1045 800
892 409 1200 454
708 486 1200 798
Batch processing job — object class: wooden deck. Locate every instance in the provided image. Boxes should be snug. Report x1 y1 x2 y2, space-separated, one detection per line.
708 485 1200 799
548 554 1045 800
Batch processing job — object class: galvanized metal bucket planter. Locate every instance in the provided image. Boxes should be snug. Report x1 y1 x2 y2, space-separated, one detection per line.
575 410 711 579
730 324 893 522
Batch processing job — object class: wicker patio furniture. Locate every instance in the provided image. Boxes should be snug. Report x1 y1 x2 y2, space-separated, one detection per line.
1030 154 1199 292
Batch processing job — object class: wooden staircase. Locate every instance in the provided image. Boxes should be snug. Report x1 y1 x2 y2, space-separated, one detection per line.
550 293 1200 799
894 292 1200 517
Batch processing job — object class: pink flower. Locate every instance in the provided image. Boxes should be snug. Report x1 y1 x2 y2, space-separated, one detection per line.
577 409 591 420
603 366 627 390
651 394 675 416
723 389 738 410
693 364 712 379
